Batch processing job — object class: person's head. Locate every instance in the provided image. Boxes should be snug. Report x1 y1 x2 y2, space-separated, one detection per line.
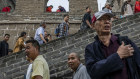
63 14 69 22
109 5 113 10
44 31 47 35
40 20 46 28
50 5 53 8
20 31 27 38
25 40 40 60
47 34 52 40
8 6 11 9
91 10 113 36
68 52 81 71
127 0 131 3
86 6 91 13
58 6 62 8
105 2 111 9
124 0 131 2
4 34 10 42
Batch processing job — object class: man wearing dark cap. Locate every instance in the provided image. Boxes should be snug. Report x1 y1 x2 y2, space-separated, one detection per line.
85 10 140 79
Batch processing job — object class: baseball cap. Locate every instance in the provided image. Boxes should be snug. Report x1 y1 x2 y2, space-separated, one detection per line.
92 10 113 23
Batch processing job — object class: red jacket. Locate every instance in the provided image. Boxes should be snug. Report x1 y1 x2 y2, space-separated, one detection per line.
56 9 61 12
46 7 52 12
2 7 10 12
134 1 140 13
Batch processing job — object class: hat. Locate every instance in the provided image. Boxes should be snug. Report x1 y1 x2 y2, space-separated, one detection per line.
92 10 113 23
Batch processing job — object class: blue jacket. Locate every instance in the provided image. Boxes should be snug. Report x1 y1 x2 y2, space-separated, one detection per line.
85 35 140 79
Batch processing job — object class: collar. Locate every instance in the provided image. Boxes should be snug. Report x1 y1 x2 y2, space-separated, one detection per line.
2 40 7 43
40 26 45 29
75 63 83 72
94 34 118 45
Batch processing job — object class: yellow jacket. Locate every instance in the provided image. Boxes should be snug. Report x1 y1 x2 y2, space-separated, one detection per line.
13 37 25 53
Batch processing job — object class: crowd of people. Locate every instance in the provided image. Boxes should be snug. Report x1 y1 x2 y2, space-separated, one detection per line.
0 26 52 57
0 0 140 79
24 1 140 78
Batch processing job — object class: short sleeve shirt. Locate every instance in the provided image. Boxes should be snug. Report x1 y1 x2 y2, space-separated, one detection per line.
59 21 69 37
31 55 50 79
34 27 45 45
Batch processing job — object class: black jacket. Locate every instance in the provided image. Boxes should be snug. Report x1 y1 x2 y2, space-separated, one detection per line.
85 35 140 79
0 40 9 57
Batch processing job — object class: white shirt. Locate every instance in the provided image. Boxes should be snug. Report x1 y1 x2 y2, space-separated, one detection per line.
26 63 32 79
124 4 133 16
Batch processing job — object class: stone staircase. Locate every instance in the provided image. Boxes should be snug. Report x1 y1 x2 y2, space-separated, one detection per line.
0 12 140 79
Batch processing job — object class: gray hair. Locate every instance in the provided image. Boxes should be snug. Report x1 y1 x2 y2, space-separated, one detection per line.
70 52 81 61
40 20 46 26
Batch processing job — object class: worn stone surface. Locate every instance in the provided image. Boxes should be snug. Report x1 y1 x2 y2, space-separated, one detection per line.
0 0 140 79
0 13 140 79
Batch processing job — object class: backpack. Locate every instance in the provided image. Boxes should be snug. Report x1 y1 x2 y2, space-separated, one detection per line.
54 24 60 37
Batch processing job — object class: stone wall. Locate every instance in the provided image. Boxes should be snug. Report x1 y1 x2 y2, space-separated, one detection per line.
15 0 45 15
0 13 140 79
69 0 98 15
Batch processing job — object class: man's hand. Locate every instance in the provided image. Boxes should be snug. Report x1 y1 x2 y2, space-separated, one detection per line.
117 41 134 59
86 20 92 28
